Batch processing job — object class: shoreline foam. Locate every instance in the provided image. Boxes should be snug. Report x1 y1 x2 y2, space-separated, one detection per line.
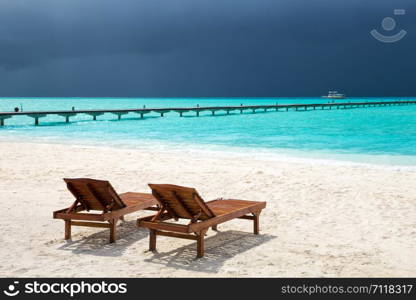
1 136 416 170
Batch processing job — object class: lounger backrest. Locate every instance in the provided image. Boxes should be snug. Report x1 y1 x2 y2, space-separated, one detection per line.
64 178 126 211
148 184 216 220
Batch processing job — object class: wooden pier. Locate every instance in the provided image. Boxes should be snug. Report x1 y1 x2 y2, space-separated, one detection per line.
0 100 415 126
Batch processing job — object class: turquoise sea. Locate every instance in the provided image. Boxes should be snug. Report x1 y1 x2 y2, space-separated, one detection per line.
1 98 415 166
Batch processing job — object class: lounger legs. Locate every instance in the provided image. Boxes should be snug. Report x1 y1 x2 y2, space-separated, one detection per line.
211 213 260 234
253 212 261 235
62 218 123 243
149 229 157 252
196 229 208 258
197 235 204 258
64 220 71 240
109 219 117 243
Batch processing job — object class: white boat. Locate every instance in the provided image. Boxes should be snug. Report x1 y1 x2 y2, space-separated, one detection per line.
322 91 346 99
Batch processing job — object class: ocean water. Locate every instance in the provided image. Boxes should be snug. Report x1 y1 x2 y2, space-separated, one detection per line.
1 97 415 166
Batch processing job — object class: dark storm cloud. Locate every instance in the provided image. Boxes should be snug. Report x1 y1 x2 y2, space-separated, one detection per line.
0 0 415 97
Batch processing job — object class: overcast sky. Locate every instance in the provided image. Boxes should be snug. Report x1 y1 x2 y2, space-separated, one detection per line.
0 0 414 97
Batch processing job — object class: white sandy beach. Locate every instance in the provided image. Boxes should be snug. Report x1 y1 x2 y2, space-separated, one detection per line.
0 141 415 277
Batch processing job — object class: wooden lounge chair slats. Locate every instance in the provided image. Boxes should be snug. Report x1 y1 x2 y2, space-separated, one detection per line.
85 183 111 212
151 190 179 220
65 178 127 211
138 184 266 258
206 199 263 215
149 184 215 220
118 192 158 209
169 190 194 218
66 182 91 211
54 178 158 243
192 192 215 218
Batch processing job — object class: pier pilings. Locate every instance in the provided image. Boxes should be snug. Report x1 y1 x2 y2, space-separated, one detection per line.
0 116 11 126
58 113 77 123
86 112 104 121
111 112 129 120
133 111 150 119
28 114 47 126
1 100 415 127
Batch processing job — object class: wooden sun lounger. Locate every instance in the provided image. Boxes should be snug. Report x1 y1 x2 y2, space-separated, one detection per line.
137 184 266 258
53 178 158 243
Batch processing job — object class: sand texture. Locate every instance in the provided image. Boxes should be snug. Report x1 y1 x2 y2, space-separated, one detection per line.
0 141 415 277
